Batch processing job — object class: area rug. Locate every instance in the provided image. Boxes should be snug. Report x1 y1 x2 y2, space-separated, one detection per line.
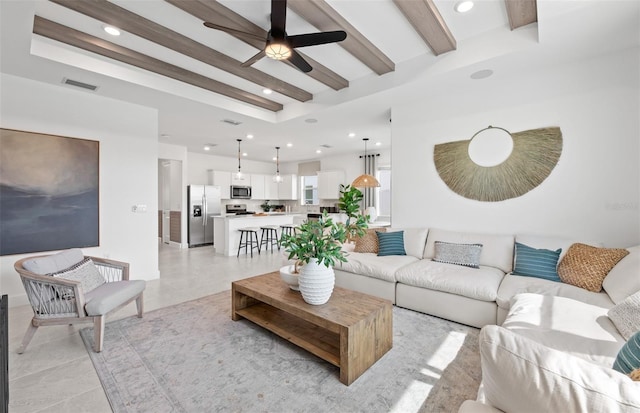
80 291 481 413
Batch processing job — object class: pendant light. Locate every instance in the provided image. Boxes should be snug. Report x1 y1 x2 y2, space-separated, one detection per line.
235 138 243 180
351 138 380 188
273 146 283 183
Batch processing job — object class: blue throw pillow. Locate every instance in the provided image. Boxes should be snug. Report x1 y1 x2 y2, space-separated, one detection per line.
512 242 562 282
377 231 406 256
613 331 640 374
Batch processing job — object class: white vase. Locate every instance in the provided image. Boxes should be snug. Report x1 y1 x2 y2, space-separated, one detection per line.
298 258 335 305
279 265 300 291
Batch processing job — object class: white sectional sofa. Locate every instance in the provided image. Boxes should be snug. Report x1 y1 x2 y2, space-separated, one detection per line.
333 227 640 412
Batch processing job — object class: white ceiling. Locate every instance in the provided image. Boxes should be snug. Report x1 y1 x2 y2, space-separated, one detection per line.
1 1 638 164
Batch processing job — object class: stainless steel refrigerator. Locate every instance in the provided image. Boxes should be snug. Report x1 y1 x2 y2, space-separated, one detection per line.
187 185 221 247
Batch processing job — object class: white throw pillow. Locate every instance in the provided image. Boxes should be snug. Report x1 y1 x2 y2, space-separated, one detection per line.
602 245 640 305
49 258 105 298
608 290 640 340
479 325 640 413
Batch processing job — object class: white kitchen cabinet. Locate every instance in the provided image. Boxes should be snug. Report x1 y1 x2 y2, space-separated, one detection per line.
208 170 231 199
278 174 298 200
264 176 279 200
317 170 345 199
250 174 266 200
231 172 250 186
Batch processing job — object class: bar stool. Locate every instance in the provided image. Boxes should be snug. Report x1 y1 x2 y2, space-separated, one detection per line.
280 224 297 239
237 227 261 257
260 225 280 252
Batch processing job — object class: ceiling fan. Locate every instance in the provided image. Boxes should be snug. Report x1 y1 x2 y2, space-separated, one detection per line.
203 0 347 73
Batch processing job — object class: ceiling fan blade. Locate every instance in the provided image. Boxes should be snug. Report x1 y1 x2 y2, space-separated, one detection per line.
288 50 312 73
203 22 265 42
271 0 287 35
288 31 347 48
241 50 266 67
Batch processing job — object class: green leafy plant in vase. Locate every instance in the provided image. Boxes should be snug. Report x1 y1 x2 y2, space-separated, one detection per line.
279 184 369 304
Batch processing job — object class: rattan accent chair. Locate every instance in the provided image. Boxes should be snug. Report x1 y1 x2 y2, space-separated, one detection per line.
14 252 145 353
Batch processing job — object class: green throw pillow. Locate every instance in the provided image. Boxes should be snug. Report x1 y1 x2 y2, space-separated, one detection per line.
613 331 640 374
512 242 562 282
377 231 406 256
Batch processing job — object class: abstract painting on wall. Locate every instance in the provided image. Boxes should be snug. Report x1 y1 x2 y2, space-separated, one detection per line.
0 129 99 256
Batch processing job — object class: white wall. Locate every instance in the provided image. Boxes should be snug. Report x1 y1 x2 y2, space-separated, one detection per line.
1 74 160 306
320 149 391 184
391 48 640 247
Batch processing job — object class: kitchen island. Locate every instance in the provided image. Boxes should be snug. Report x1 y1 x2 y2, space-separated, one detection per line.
213 214 301 256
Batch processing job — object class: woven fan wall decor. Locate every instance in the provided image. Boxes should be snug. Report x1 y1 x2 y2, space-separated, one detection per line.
433 127 562 202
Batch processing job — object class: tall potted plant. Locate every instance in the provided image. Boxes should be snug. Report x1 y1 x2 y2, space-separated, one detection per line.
280 185 369 305
337 184 369 241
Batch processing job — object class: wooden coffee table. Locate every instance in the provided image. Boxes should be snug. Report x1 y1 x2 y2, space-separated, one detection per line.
231 271 393 385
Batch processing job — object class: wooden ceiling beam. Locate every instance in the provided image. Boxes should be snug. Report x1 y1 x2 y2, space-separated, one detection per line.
287 0 395 75
50 0 311 102
166 0 348 91
393 0 456 56
505 0 538 30
33 16 283 112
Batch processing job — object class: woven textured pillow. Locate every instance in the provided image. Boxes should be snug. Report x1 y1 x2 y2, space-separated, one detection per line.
49 258 105 298
512 242 562 282
608 291 640 340
613 331 640 375
433 241 483 268
354 228 386 253
557 243 629 292
377 231 406 256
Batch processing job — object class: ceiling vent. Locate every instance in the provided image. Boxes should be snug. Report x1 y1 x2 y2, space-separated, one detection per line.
320 144 332 148
62 78 99 91
221 119 242 126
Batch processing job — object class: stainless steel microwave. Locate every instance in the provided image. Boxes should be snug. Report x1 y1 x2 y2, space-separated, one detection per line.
230 185 251 199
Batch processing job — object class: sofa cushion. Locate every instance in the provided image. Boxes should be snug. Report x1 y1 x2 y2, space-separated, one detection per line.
613 332 640 375
603 245 640 305
512 242 561 282
377 231 406 256
339 253 418 283
22 249 85 274
502 293 625 367
557 243 630 292
395 260 505 302
479 325 640 413
84 280 146 316
386 227 429 259
433 241 482 268
423 228 514 273
608 291 640 340
49 258 105 298
496 273 615 311
353 228 385 253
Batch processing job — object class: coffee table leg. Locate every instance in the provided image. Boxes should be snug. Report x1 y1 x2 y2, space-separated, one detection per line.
231 286 245 321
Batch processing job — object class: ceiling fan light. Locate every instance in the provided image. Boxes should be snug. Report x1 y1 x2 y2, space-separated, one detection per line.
265 42 291 60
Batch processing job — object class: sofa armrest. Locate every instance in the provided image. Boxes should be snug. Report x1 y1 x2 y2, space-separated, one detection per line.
479 325 640 413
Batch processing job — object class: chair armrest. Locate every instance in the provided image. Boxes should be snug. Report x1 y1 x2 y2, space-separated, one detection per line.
16 270 85 319
88 256 130 281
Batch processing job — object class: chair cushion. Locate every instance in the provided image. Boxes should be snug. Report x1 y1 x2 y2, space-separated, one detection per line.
22 249 84 274
84 280 146 316
49 258 105 298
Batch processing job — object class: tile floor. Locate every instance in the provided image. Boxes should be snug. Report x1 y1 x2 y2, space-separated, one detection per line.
7 243 285 412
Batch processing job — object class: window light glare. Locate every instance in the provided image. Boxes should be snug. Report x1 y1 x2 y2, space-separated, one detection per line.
454 1 474 13
103 26 121 36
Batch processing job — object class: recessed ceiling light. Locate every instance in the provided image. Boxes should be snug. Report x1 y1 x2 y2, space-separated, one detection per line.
246 134 254 139
103 25 121 36
305 118 318 124
286 143 293 147
315 149 322 154
242 152 248 157
348 132 356 138
454 1 474 13
470 69 494 80
375 142 382 146
204 145 210 151
272 157 277 161
263 88 273 95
